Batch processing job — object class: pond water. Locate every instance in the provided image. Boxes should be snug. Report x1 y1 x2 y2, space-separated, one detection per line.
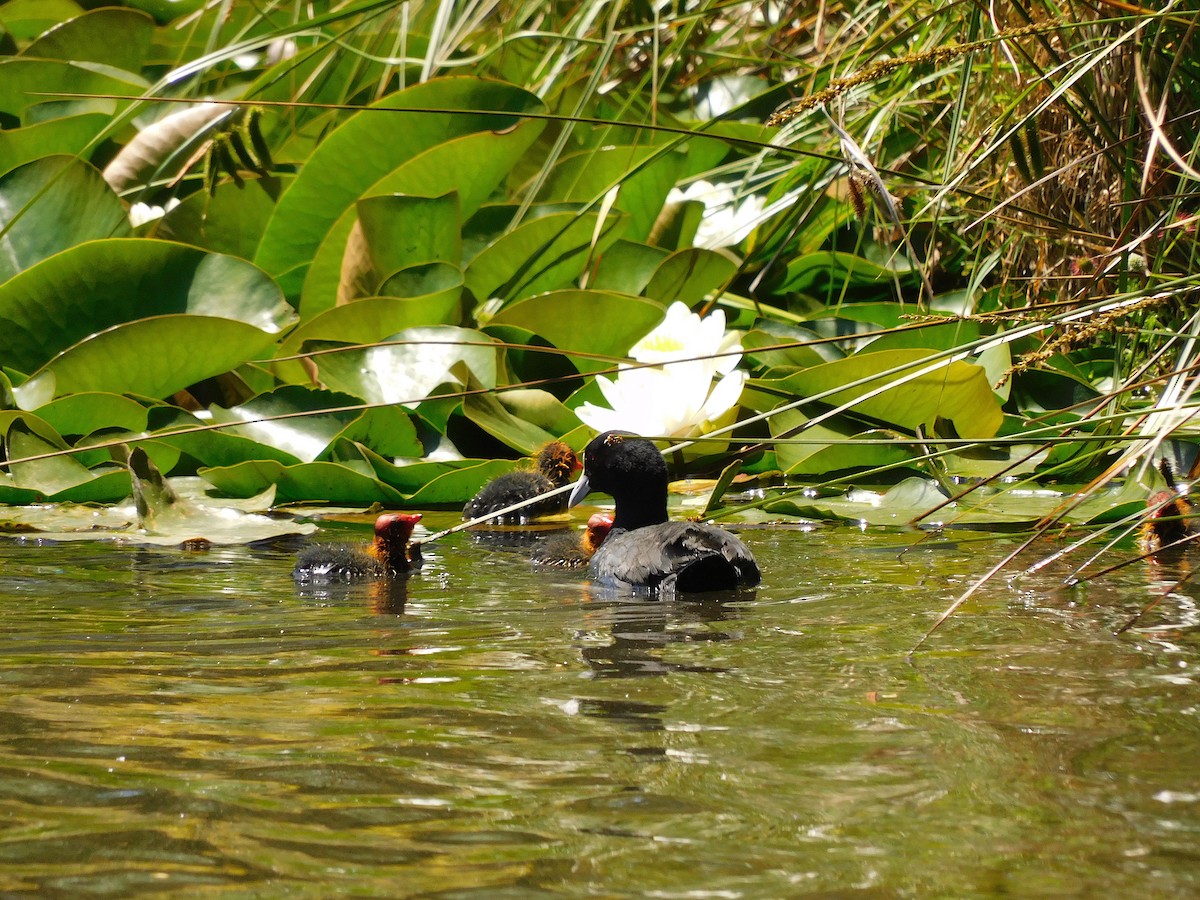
2 506 1200 896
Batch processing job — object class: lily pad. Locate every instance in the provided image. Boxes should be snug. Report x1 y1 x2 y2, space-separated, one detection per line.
767 348 1004 439
0 156 130 284
0 239 295 375
22 7 154 71
311 325 498 406
18 315 285 403
256 77 545 279
488 291 665 374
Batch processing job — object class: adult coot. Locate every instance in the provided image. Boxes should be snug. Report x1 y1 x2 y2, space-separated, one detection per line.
531 512 615 569
463 441 580 523
567 431 759 595
293 513 422 583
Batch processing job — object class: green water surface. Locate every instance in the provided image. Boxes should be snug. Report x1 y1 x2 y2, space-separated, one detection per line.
1 510 1199 896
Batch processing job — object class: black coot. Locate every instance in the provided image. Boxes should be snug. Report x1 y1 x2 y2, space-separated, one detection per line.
567 431 759 595
530 512 614 569
463 441 580 523
293 513 422 583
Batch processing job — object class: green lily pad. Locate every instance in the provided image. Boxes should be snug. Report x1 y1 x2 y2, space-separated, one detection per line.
0 156 130 283
643 248 738 304
300 122 544 316
0 239 295 375
31 392 149 435
256 77 545 279
18 315 284 402
488 291 664 374
590 240 670 294
463 389 567 456
0 0 84 41
539 144 686 242
465 210 628 302
208 386 421 463
155 175 286 260
768 348 1004 439
311 325 497 406
0 114 112 177
0 58 147 120
22 7 154 71
200 458 407 504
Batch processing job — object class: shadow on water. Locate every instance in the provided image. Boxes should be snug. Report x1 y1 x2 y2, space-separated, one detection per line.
3 516 1200 894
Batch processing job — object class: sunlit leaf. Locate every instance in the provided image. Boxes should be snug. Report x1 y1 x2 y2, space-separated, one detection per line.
311 325 497 406
766 349 1004 439
299 122 543 315
0 239 295 374
539 144 686 242
19 315 284 402
256 77 545 279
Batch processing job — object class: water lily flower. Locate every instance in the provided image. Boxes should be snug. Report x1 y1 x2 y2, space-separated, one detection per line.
575 301 746 442
129 197 180 228
667 179 765 249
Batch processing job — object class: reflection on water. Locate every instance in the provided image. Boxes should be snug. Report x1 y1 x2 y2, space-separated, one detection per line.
1 515 1200 895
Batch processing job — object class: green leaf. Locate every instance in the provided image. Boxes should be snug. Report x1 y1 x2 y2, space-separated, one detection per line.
768 349 1004 439
768 406 918 475
742 326 834 371
32 392 149 435
0 239 295 374
200 458 407 504
463 390 565 456
5 417 129 500
539 144 686 242
0 156 130 283
643 248 738 304
208 386 373 463
148 407 301 467
19 315 283 402
299 122 542 315
591 240 669 294
22 8 154 71
155 176 286 260
274 289 463 385
255 77 545 279
781 252 916 301
466 210 627 302
488 291 664 374
0 0 84 41
311 325 498 405
358 192 462 276
0 114 112 177
394 459 516 506
0 58 147 121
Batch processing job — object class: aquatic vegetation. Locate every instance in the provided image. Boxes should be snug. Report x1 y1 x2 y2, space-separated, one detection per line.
0 0 1193 590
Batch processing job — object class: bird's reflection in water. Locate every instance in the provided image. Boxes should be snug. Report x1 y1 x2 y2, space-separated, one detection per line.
564 594 750 742
575 593 749 680
294 578 410 616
